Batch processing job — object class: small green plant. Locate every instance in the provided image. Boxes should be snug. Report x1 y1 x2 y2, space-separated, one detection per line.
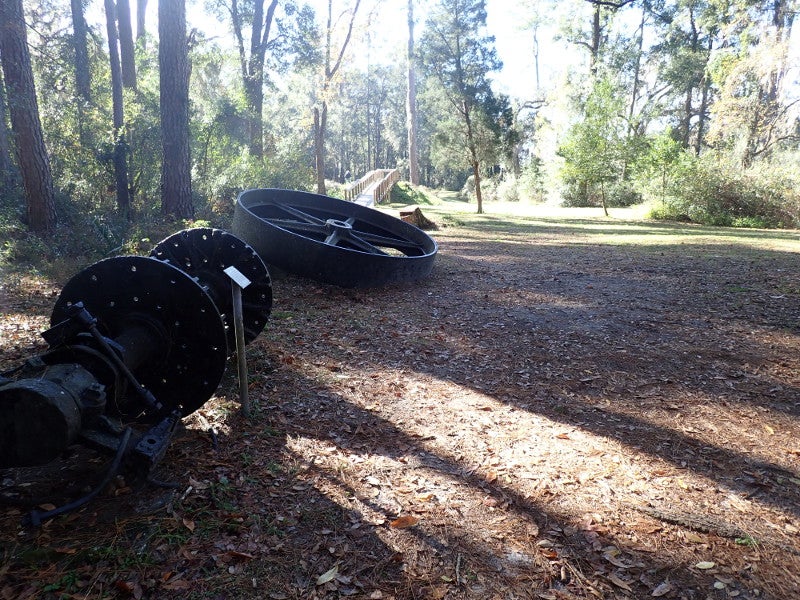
210 476 238 511
735 536 759 548
390 182 439 206
41 571 79 594
265 461 284 476
261 425 282 438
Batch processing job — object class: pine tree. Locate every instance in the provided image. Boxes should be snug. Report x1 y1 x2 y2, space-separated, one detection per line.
419 0 501 214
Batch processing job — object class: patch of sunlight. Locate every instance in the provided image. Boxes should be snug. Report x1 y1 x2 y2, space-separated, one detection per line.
326 368 799 531
420 204 800 253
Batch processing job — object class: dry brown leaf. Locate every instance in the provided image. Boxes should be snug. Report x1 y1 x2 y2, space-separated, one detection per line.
162 579 191 591
651 581 672 596
316 565 339 585
608 574 632 591
390 515 419 529
225 550 256 561
603 552 629 568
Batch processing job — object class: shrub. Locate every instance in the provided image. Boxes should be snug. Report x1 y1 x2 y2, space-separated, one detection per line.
647 154 800 228
560 179 641 208
390 182 439 205
518 159 547 203
495 176 521 202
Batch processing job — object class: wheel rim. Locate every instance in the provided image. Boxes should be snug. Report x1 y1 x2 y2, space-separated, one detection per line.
232 188 438 288
51 256 228 418
150 227 272 350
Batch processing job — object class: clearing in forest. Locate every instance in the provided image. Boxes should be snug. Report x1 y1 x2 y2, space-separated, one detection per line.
1 203 799 599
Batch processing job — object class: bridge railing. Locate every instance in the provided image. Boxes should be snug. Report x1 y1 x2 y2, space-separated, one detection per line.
373 169 401 204
344 168 400 204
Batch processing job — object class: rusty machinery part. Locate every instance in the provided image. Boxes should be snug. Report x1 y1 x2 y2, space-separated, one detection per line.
0 362 105 468
50 255 229 419
232 188 438 288
0 255 227 471
0 231 268 521
149 227 272 349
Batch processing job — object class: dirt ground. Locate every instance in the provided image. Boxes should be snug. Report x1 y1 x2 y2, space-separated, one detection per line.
2 207 800 599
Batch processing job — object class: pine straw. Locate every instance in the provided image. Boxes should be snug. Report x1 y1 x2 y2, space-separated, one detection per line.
2 213 800 599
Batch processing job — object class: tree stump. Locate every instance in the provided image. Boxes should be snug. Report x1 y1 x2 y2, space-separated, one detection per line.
399 206 437 230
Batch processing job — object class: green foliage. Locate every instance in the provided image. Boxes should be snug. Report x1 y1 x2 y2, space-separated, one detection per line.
632 129 684 203
0 199 125 278
561 179 641 208
3 0 799 251
518 158 547 203
645 153 800 228
419 0 505 210
195 148 314 217
474 171 545 204
390 181 439 206
557 77 629 206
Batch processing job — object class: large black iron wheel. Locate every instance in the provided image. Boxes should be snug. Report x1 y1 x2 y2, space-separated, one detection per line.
232 188 438 288
149 227 272 350
51 256 228 418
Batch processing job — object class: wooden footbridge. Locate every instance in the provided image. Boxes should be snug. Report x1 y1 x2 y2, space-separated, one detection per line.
344 169 400 207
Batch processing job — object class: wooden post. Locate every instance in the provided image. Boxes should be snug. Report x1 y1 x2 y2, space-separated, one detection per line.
224 266 252 416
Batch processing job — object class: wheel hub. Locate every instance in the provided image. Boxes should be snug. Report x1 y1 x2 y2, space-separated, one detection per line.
325 218 353 231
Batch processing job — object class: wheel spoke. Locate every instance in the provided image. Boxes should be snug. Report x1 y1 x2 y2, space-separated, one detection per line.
276 204 327 225
267 218 328 236
341 232 388 255
351 230 425 252
323 231 341 246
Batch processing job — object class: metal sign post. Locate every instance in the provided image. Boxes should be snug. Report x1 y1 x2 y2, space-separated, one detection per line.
223 266 252 416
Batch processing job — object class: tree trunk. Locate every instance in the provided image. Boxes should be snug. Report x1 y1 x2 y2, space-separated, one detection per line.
767 0 794 102
600 180 609 217
0 67 20 192
159 0 193 218
626 5 645 135
117 0 137 89
679 5 698 149
136 0 147 46
471 159 483 214
0 0 57 233
366 76 372 171
406 0 419 184
694 37 712 156
314 102 327 194
232 0 277 159
71 0 91 139
462 100 483 214
589 2 601 76
243 73 264 158
104 0 131 215
314 0 361 194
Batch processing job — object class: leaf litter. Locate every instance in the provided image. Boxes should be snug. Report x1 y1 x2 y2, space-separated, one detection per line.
2 213 800 598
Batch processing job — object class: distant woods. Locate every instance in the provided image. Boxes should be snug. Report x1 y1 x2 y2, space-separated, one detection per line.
0 0 799 245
